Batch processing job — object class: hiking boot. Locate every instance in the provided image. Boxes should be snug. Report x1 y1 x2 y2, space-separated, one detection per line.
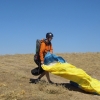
30 78 40 84
34 79 40 84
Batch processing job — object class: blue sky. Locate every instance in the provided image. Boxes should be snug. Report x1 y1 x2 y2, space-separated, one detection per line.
0 0 100 55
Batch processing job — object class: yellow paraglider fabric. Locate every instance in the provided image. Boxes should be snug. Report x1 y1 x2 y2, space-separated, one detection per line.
42 62 100 94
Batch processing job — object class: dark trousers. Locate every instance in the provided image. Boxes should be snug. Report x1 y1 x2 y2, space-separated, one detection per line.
34 54 44 73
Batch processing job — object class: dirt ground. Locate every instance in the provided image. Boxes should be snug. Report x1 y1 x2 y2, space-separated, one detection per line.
0 53 100 100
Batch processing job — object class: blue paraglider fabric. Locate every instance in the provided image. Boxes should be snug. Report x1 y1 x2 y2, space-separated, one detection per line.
44 52 66 65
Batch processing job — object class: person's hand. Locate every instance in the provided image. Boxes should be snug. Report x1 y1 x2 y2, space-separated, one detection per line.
50 51 53 54
41 61 44 65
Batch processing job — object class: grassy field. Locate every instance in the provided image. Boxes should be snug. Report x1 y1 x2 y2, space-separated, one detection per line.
0 53 100 100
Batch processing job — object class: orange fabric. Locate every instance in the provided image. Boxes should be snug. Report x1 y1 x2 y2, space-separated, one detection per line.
39 39 53 62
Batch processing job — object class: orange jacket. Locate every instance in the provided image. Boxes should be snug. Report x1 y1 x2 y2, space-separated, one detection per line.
39 39 53 62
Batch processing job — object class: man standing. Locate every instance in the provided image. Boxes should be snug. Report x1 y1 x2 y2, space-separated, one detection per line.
34 32 54 83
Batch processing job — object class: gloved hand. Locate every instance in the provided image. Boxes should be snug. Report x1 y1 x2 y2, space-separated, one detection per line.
41 61 44 65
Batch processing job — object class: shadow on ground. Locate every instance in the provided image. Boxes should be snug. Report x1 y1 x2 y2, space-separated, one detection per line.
29 78 93 95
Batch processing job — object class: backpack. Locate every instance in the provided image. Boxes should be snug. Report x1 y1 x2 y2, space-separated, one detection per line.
35 39 51 54
35 39 41 54
32 39 44 76
34 39 42 63
34 39 51 62
32 39 51 76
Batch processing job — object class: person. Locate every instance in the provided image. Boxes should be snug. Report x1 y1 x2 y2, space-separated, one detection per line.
34 32 54 84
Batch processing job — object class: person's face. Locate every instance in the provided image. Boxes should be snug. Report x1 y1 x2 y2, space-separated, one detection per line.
48 37 53 41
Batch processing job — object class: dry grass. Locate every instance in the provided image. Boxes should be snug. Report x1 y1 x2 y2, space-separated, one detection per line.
0 53 100 100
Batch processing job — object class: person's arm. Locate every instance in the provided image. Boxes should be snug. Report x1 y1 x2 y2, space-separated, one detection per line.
39 42 45 64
